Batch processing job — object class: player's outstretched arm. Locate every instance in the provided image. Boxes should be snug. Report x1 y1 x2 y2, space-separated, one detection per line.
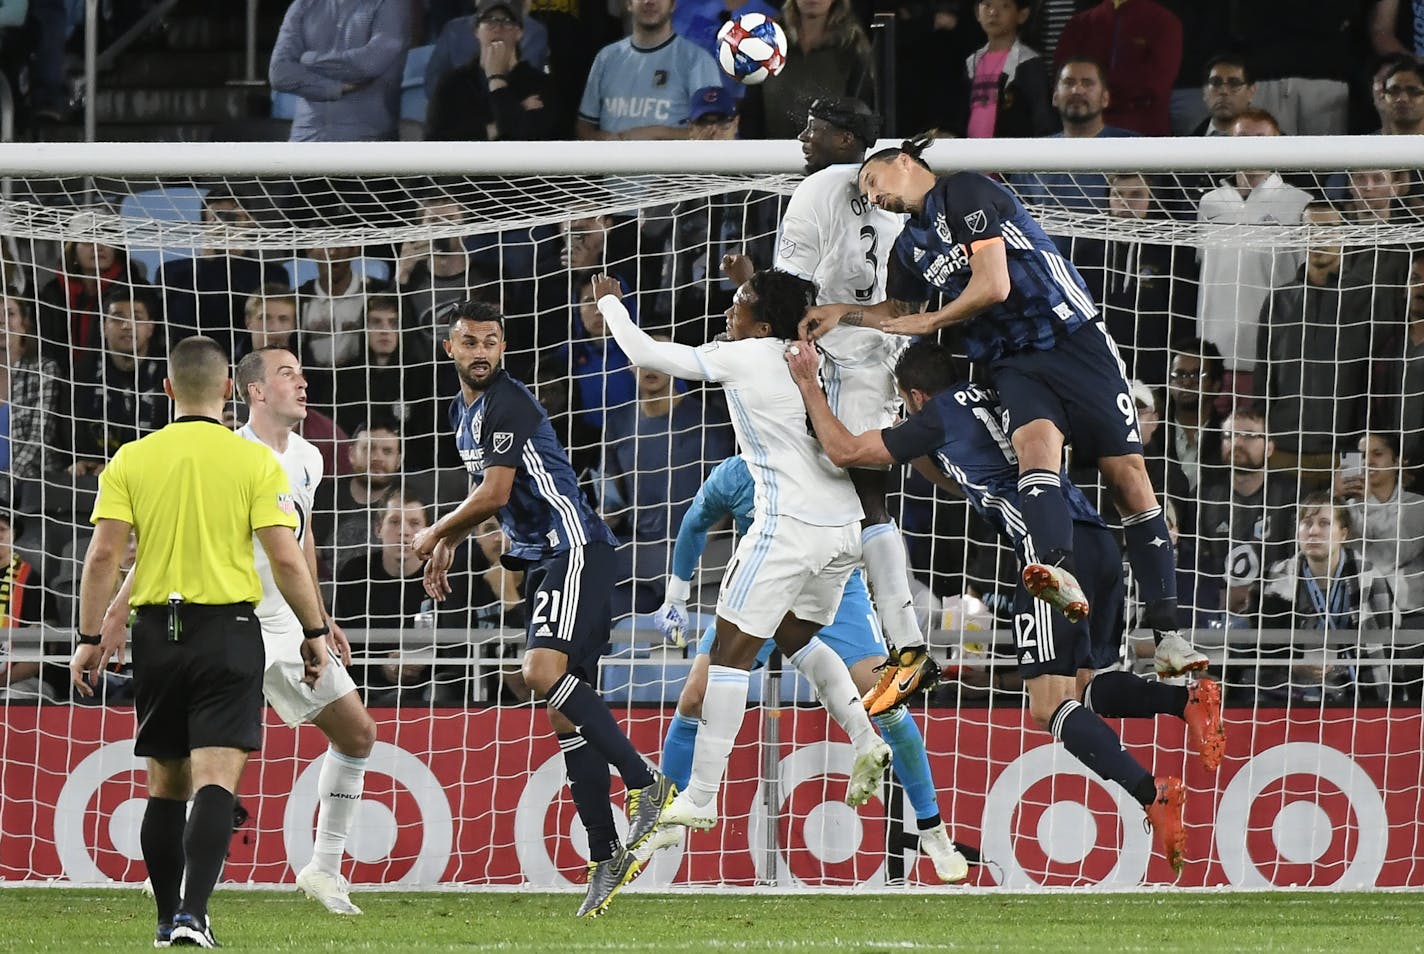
593 274 716 381
881 239 1011 336
784 344 895 468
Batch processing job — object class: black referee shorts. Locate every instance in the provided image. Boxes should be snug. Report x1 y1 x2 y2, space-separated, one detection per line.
131 602 265 759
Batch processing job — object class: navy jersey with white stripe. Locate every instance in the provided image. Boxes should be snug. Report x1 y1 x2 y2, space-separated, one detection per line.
880 382 1104 564
451 369 615 561
886 173 1097 362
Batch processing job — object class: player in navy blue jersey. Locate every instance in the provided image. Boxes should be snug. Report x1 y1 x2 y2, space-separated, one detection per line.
801 134 1208 680
411 301 675 919
787 339 1227 876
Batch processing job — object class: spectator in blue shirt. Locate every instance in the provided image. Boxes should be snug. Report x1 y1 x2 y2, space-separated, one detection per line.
577 0 722 139
269 0 411 142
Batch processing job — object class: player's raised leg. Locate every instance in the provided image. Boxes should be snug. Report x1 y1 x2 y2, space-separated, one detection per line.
1019 600 1186 876
1084 669 1225 772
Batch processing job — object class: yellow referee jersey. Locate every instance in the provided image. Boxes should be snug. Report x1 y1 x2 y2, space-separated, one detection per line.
90 417 299 607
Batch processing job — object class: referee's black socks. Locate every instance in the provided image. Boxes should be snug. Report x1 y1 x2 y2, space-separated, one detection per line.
141 797 187 922
181 784 236 924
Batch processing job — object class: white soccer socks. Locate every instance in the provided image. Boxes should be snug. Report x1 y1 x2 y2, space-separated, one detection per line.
311 748 368 875
861 522 923 651
683 666 750 808
790 637 877 752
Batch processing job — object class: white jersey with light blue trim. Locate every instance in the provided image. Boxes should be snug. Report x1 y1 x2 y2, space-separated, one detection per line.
691 335 862 527
774 163 910 420
238 425 323 628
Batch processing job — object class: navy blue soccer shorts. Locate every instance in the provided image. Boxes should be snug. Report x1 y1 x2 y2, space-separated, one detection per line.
990 320 1142 463
522 540 614 684
1012 521 1126 679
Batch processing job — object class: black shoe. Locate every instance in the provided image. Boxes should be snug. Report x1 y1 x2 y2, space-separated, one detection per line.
576 847 642 918
169 913 218 948
624 770 677 850
154 921 173 948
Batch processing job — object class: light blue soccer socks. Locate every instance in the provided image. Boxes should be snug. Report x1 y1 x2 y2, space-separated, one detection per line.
872 705 939 822
659 711 700 792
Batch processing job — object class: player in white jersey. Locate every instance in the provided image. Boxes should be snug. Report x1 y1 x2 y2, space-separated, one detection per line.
233 347 376 914
593 270 892 833
715 97 937 717
104 346 375 916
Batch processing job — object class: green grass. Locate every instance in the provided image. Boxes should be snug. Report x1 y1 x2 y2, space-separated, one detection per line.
0 889 1421 952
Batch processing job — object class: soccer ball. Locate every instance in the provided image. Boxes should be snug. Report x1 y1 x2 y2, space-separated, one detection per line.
716 13 788 85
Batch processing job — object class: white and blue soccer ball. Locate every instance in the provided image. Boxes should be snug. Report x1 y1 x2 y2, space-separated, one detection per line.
716 13 788 85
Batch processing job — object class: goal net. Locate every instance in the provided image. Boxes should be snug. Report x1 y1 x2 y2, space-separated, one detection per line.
0 139 1420 891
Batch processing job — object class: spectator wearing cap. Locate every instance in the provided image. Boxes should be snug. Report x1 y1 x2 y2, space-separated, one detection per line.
424 0 556 132
963 0 1055 138
688 84 739 139
269 0 411 142
738 0 875 140
155 191 289 353
426 0 560 142
577 0 722 140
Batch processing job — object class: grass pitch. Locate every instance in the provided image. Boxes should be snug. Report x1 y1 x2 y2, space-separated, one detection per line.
0 889 1420 952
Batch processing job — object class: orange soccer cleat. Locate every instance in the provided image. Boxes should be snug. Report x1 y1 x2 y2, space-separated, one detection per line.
861 646 942 716
1145 776 1187 877
1022 563 1090 623
1184 677 1226 772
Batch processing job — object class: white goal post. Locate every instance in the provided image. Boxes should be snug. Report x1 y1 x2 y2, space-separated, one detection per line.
0 136 1421 892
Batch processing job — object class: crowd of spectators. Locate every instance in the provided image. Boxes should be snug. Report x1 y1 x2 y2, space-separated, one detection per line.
5 0 1424 710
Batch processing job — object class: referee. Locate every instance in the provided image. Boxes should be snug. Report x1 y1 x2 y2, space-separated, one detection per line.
69 335 330 949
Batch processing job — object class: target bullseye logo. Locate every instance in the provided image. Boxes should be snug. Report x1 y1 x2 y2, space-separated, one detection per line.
1215 742 1386 888
513 752 684 887
284 741 452 884
747 741 888 886
981 743 1150 886
54 740 149 883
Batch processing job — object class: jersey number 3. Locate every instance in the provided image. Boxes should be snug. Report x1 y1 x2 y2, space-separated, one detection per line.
854 226 880 302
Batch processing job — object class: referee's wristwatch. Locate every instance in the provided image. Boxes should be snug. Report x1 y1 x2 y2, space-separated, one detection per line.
76 632 102 646
302 623 330 640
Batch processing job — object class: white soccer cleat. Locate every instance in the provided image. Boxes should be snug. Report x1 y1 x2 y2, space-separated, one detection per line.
296 863 363 915
631 825 683 864
846 740 892 808
918 823 969 883
1154 631 1209 678
657 791 718 831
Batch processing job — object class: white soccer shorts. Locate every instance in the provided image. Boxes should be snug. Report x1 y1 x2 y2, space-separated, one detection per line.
262 623 359 727
715 516 862 640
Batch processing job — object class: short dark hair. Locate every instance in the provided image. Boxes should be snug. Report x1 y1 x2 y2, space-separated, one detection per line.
746 269 816 340
1383 58 1424 89
1298 490 1351 534
448 299 504 332
893 340 962 396
234 345 294 406
1058 55 1108 89
102 287 156 319
1169 336 1224 382
1203 52 1252 86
